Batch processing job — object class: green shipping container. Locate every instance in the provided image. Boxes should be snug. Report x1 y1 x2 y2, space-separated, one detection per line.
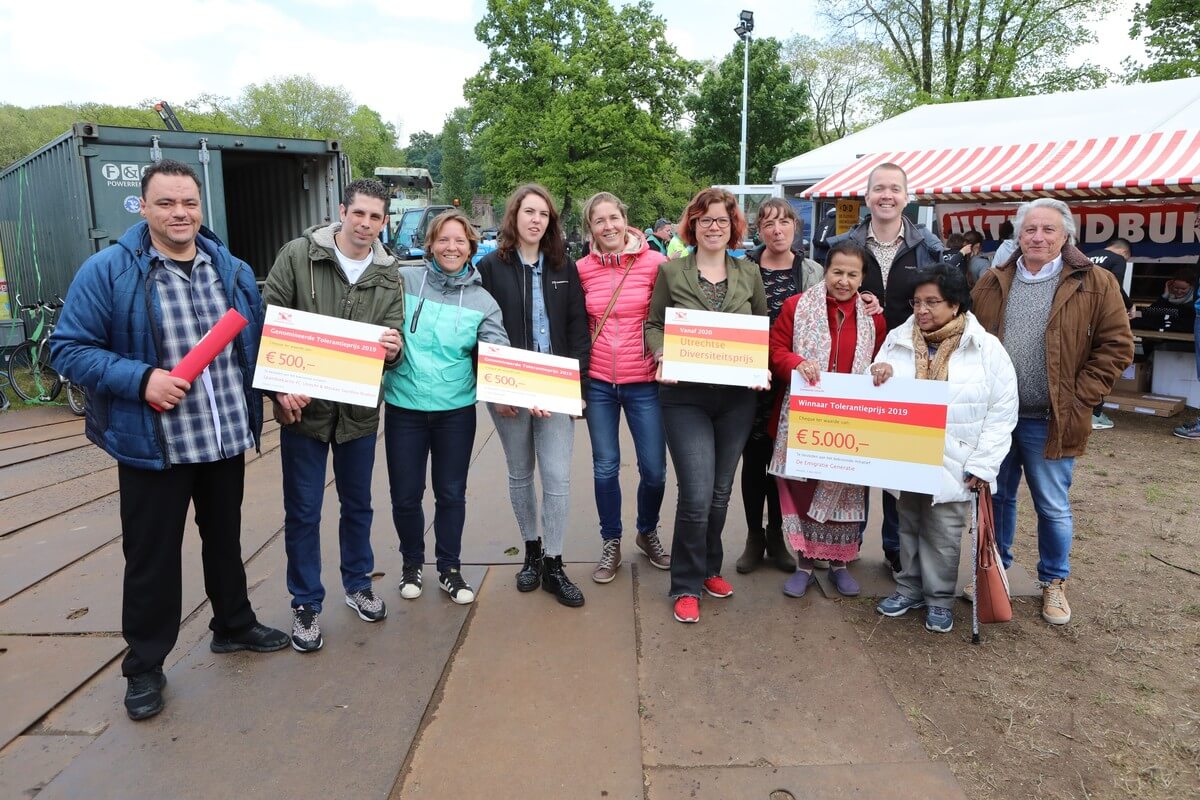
0 123 350 329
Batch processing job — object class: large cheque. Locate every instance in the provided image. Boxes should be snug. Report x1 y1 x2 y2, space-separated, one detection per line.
477 343 583 416
783 372 949 494
661 307 768 387
253 305 386 407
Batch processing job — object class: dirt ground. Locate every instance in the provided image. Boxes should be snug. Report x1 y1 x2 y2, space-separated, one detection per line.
842 409 1200 800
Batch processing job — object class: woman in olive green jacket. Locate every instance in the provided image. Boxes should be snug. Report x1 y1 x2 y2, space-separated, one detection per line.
645 188 768 625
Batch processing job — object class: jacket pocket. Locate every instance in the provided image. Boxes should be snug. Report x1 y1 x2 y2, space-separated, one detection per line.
1060 397 1092 451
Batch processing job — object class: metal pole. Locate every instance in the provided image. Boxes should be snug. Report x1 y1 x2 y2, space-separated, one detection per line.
738 34 750 209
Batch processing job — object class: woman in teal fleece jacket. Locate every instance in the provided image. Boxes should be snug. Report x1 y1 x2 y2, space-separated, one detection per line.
383 210 508 605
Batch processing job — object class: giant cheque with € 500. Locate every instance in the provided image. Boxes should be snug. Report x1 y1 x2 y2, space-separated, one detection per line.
252 305 387 407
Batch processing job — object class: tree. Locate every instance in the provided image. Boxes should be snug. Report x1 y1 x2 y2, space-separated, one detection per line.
439 113 470 206
465 0 699 225
784 34 889 146
1126 0 1200 81
825 0 1113 109
232 74 401 177
684 37 812 184
405 130 443 183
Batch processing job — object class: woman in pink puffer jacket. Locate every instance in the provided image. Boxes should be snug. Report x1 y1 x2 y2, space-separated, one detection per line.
576 192 671 585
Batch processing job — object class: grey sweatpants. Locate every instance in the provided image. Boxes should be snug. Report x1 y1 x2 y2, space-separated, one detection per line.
894 492 970 609
487 405 574 557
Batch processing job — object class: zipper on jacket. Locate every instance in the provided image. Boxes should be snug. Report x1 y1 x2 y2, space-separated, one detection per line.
142 266 172 469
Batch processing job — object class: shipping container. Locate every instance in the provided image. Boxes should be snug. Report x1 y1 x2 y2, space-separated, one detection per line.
0 123 350 334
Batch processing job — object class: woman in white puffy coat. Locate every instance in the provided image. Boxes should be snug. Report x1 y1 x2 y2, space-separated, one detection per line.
870 264 1017 634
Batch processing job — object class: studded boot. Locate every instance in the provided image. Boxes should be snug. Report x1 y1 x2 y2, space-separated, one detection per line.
541 555 585 607
516 538 543 592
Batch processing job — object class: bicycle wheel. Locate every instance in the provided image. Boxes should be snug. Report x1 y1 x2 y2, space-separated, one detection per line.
7 341 62 402
66 382 87 416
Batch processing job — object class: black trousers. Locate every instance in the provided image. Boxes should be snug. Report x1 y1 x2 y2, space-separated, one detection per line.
118 455 256 676
740 426 782 534
661 385 756 598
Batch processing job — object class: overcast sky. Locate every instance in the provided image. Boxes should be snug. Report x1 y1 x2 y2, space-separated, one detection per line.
0 0 1143 146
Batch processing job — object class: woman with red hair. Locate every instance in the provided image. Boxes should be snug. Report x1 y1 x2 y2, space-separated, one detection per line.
645 188 768 623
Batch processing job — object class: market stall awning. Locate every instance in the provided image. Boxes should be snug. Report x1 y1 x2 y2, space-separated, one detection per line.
800 129 1200 201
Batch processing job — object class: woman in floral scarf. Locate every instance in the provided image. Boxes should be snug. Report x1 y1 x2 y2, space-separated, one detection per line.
766 239 886 598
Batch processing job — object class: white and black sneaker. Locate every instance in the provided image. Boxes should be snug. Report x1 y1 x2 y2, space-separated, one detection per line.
345 587 387 622
399 563 423 600
291 605 323 653
439 569 476 605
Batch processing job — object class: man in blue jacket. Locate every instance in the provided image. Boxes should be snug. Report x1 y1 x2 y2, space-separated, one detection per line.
51 160 288 722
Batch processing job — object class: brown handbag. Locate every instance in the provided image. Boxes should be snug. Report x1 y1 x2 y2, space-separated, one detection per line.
974 485 1013 624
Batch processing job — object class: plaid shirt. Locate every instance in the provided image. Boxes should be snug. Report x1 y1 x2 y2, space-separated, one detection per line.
152 249 254 464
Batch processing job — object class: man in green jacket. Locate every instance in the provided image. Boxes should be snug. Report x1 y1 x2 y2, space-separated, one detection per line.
262 179 405 653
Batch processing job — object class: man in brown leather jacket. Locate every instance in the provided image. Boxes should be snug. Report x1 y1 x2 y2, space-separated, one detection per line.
971 198 1133 626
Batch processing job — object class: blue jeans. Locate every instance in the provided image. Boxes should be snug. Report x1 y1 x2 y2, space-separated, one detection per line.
660 384 756 598
384 404 476 574
281 428 377 612
584 381 666 541
994 417 1075 582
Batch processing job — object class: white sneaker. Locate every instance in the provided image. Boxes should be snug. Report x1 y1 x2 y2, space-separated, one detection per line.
399 564 423 599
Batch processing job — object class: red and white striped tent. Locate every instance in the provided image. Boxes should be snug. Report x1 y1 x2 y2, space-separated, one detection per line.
800 129 1200 201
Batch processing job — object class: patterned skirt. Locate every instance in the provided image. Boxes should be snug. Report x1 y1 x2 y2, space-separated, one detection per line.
774 477 863 563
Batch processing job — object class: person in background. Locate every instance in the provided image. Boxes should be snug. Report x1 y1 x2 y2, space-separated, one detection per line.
576 192 671 583
385 210 508 607
646 218 673 257
646 188 768 624
477 184 591 607
1086 238 1135 431
824 162 962 573
873 264 1017 632
736 198 826 575
972 198 1132 625
963 231 990 286
264 179 405 653
991 220 1017 268
666 229 691 259
767 239 886 598
1173 211 1200 439
51 159 288 720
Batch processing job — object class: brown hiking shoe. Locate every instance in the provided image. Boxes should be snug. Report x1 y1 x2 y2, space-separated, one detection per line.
1042 579 1071 625
592 539 621 583
635 529 670 570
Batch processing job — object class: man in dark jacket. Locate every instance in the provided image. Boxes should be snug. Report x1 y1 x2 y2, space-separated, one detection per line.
647 218 673 256
824 163 962 570
51 160 288 721
263 179 405 653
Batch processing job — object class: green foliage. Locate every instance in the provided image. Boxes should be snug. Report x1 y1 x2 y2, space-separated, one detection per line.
465 0 699 228
405 130 444 183
439 113 470 206
684 37 812 184
785 34 889 146
0 75 402 178
1127 0 1200 81
824 0 1115 112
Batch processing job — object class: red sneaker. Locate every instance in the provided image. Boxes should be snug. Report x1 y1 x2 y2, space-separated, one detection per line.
703 575 734 598
673 596 699 623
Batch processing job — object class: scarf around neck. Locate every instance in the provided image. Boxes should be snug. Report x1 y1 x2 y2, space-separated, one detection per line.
912 313 966 381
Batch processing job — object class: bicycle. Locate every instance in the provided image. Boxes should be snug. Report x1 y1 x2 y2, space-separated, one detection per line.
7 294 86 415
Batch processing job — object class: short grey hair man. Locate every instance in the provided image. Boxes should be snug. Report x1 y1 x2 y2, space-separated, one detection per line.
1013 198 1077 246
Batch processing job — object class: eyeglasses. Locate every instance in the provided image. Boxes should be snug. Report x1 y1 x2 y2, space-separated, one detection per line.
909 299 947 310
698 217 731 229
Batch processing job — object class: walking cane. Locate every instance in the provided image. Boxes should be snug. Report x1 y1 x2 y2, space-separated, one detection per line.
970 488 980 645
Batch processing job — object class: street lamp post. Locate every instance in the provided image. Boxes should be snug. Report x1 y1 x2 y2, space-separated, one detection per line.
734 10 754 210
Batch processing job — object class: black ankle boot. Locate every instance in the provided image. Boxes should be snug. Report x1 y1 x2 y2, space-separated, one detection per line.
541 555 585 607
516 539 543 592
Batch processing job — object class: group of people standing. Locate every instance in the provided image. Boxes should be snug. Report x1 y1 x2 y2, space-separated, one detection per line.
51 156 1132 722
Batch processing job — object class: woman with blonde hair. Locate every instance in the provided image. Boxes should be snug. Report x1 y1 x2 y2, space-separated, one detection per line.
576 192 670 583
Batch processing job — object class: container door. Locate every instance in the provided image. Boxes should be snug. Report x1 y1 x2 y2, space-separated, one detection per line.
84 145 228 249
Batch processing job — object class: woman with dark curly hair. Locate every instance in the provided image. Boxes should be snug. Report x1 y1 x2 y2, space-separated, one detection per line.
645 188 768 624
